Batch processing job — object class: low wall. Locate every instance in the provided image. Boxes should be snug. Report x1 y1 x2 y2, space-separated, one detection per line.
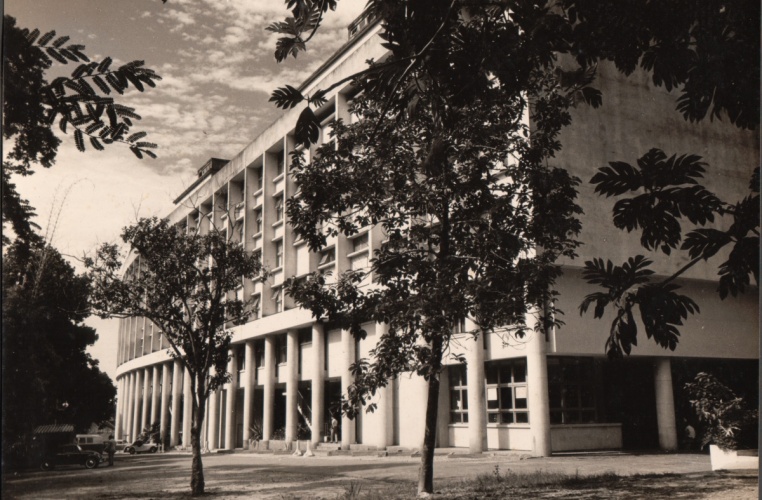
550 424 623 452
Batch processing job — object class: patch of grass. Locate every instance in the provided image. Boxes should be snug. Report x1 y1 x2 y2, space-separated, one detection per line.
463 464 621 492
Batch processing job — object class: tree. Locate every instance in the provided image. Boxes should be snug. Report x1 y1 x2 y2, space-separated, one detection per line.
267 1 758 494
86 217 264 496
2 240 116 448
2 14 161 248
274 4 587 494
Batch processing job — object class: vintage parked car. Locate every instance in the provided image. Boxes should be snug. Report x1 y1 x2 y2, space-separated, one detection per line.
123 440 158 454
40 444 102 470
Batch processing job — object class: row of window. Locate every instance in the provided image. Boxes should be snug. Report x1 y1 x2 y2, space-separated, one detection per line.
449 358 599 426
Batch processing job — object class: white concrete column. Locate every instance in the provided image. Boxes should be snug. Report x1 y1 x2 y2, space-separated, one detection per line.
464 319 487 453
285 330 299 442
141 367 151 431
242 341 255 447
125 373 135 442
436 367 450 448
114 377 123 441
654 358 678 451
201 397 209 450
170 360 182 447
225 349 238 449
263 335 276 440
340 328 356 447
182 367 192 447
208 369 219 450
526 318 551 457
311 323 326 446
132 369 143 441
371 323 392 449
160 363 170 446
151 365 160 426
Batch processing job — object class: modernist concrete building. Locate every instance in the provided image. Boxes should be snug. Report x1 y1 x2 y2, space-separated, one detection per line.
113 12 759 455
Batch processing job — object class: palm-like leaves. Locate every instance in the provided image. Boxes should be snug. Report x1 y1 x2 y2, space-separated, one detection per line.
580 256 699 357
586 150 757 355
591 149 721 254
22 26 161 159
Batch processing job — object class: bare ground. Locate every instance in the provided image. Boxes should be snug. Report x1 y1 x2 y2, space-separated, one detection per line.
2 451 757 499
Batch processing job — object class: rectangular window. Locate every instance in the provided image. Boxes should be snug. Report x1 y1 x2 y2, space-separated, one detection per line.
256 168 263 190
548 357 599 424
485 358 528 424
349 253 368 271
275 195 284 222
254 208 263 235
254 339 265 369
272 287 282 313
275 240 284 268
276 152 285 176
449 364 468 424
249 294 261 320
318 247 335 267
351 232 369 252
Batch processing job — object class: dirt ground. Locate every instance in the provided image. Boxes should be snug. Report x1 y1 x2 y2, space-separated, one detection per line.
2 451 758 499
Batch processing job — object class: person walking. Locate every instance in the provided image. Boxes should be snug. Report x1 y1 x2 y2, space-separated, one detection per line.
105 434 117 466
330 415 339 444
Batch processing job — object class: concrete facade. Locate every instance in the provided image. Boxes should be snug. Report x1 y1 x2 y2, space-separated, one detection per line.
112 17 758 453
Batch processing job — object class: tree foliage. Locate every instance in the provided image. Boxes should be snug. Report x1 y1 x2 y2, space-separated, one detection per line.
267 1 759 492
274 2 588 494
86 217 265 495
2 14 161 246
2 241 116 446
685 372 759 450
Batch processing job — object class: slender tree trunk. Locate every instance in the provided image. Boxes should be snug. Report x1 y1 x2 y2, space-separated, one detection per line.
417 336 444 496
190 390 207 496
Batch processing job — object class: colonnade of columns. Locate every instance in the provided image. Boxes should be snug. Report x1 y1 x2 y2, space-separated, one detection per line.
114 323 362 450
114 323 679 454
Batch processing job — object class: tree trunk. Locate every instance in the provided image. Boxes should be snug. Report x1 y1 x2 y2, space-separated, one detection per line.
417 337 444 496
190 390 207 496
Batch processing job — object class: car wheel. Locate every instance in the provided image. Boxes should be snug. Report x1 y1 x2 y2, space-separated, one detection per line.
149 446 157 453
85 457 98 469
128 447 136 455
40 460 54 471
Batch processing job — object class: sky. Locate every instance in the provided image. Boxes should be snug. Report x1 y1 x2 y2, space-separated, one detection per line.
5 0 367 380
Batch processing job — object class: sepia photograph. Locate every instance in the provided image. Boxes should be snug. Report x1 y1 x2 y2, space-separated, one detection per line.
2 1 758 498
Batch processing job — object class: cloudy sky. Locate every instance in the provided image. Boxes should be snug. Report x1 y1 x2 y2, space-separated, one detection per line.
5 0 367 379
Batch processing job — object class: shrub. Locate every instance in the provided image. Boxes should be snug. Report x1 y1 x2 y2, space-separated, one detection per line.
685 372 758 450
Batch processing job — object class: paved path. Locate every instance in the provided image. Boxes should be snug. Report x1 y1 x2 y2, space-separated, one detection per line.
3 450 753 499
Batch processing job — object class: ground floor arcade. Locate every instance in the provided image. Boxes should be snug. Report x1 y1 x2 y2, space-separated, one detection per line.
114 321 757 454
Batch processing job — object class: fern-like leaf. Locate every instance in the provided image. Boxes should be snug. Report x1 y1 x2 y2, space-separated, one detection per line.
294 107 320 147
46 47 68 64
38 30 56 46
92 75 110 94
74 129 85 152
127 131 147 142
270 85 305 109
52 36 70 48
97 57 113 73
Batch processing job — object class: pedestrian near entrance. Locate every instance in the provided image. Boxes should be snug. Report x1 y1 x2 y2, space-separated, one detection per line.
105 434 116 466
330 415 339 443
682 421 696 451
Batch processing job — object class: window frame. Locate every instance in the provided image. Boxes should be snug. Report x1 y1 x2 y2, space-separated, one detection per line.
484 358 529 425
449 364 469 424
